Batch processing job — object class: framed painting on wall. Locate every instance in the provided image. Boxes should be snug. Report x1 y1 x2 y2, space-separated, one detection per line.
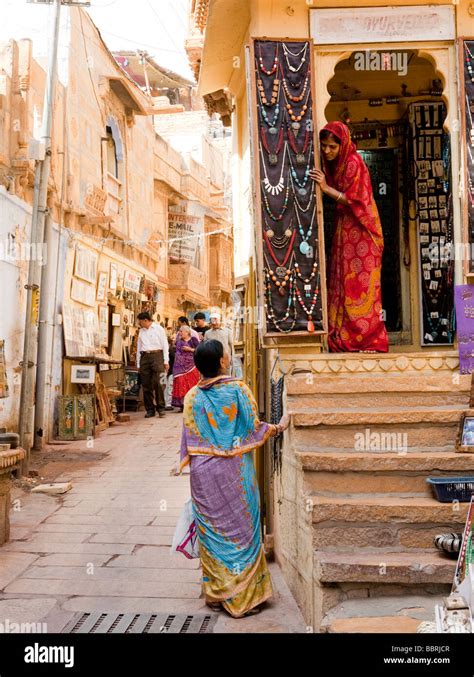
74 245 98 284
109 263 118 291
98 305 109 347
97 271 108 301
57 394 94 440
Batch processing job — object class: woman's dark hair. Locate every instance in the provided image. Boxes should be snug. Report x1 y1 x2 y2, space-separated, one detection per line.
319 129 341 144
194 339 223 377
178 315 189 325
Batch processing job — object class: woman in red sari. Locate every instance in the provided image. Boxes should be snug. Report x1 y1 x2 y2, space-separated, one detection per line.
310 121 388 352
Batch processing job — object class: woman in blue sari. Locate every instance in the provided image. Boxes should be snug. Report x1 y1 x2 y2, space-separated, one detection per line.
177 340 289 617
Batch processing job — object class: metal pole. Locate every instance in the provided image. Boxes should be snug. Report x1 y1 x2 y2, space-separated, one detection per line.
18 0 62 468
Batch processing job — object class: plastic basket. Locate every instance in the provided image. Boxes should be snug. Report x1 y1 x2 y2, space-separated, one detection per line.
426 476 474 503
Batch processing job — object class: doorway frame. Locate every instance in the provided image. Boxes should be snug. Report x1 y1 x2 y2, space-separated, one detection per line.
312 41 462 351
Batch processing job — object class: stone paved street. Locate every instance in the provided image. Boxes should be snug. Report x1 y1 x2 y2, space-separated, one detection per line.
0 413 305 633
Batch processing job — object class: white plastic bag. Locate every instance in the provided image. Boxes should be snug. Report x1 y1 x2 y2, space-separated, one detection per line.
171 498 200 559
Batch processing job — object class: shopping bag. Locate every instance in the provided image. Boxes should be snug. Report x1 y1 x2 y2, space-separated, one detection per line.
171 498 200 559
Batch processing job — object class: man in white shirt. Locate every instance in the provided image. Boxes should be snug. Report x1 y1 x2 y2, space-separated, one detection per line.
136 312 169 418
203 312 234 374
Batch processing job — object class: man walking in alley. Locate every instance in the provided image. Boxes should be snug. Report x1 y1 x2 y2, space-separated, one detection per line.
137 312 169 418
204 311 234 373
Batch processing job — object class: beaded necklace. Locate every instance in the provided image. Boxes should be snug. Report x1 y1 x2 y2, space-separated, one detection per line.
263 228 296 279
264 260 298 333
295 203 316 255
465 42 474 83
283 87 310 132
260 143 287 196
291 173 314 212
258 44 279 76
264 217 294 246
295 273 320 333
288 142 313 196
258 88 280 133
261 126 284 166
280 63 309 102
282 42 308 73
257 75 281 107
287 124 311 165
261 182 291 221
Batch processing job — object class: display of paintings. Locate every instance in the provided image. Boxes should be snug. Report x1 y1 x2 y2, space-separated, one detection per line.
98 305 109 347
63 304 100 357
70 278 95 307
111 313 121 327
456 413 474 453
58 394 95 440
73 245 98 284
96 271 108 301
109 263 118 291
71 364 96 384
123 270 142 293
409 101 454 345
253 39 323 334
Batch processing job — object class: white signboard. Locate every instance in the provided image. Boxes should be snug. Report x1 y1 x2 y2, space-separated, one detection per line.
310 5 455 45
169 201 205 265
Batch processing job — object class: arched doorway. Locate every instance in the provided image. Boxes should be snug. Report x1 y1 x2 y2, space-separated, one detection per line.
318 48 456 350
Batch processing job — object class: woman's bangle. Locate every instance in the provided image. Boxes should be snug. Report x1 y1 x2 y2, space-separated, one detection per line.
336 191 343 202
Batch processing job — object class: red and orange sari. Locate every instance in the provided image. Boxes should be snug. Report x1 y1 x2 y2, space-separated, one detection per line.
322 121 388 353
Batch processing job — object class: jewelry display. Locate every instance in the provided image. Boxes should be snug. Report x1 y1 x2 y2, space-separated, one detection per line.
255 39 322 334
410 101 454 345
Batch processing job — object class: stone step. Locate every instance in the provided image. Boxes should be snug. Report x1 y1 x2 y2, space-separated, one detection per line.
294 421 459 450
288 392 468 410
292 405 466 425
310 496 469 526
320 594 445 633
313 522 461 550
286 372 471 396
297 452 474 497
315 550 455 584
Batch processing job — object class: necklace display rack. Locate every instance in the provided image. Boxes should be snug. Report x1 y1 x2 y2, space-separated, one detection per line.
464 41 474 255
254 38 325 336
409 101 454 345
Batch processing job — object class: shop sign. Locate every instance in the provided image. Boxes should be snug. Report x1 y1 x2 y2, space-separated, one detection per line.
455 284 474 374
123 270 142 292
310 6 455 45
168 201 205 265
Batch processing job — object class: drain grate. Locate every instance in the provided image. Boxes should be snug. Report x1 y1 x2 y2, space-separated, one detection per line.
61 612 217 634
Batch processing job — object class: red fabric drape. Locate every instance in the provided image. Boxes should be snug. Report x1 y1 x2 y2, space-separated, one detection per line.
321 122 388 352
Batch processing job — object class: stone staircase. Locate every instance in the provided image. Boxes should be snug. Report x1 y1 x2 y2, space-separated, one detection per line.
275 351 473 633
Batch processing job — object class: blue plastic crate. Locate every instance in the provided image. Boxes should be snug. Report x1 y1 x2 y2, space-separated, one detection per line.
426 476 474 503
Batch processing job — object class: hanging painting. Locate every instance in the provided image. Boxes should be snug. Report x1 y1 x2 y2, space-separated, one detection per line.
252 38 326 336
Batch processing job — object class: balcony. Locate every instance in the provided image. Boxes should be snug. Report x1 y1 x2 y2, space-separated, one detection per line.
168 262 208 302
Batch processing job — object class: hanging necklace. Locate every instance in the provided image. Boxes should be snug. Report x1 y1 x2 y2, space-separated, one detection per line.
282 42 308 73
264 274 297 333
287 124 311 165
291 173 314 212
295 203 316 255
288 142 313 196
264 229 296 282
465 43 474 83
295 273 320 333
280 63 309 102
261 126 284 166
260 143 287 196
283 87 310 132
258 88 280 133
264 217 294 247
257 74 280 107
258 44 279 76
264 251 295 290
262 182 291 221
466 94 474 147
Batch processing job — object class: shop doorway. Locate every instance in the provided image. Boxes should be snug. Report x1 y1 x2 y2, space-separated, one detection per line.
322 50 453 347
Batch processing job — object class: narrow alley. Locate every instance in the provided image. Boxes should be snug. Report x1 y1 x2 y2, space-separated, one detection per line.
0 414 305 634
